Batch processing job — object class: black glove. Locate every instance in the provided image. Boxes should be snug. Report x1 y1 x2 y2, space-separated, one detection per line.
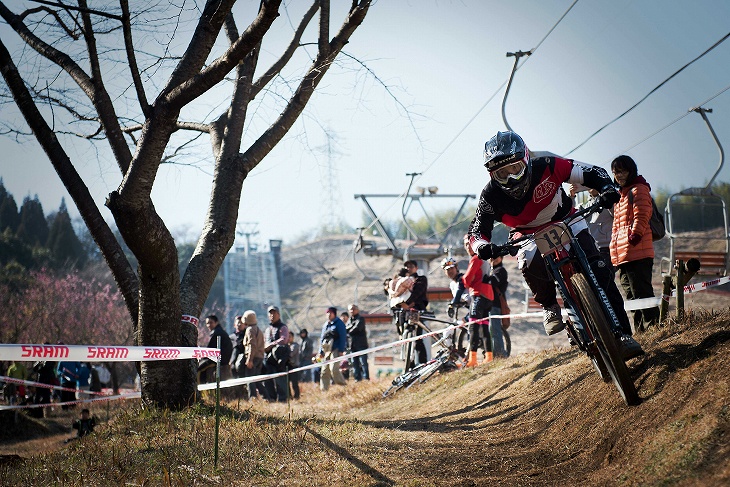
476 243 500 260
597 188 620 209
447 305 455 318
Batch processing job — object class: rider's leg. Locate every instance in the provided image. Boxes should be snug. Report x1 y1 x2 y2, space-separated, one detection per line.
522 250 564 335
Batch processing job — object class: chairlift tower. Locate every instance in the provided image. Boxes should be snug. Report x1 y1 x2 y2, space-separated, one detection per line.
354 173 476 266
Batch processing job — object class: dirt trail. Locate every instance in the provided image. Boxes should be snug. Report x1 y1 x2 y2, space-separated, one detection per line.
284 308 730 486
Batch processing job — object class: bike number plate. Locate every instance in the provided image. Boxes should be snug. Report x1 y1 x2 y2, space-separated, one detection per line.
534 222 571 256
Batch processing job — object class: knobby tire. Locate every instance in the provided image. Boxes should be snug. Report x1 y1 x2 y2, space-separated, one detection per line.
571 273 640 406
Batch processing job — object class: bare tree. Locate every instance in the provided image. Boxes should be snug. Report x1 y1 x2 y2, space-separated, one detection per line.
0 0 370 408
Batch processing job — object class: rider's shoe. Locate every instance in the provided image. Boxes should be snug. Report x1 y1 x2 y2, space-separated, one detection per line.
465 351 478 368
618 335 645 360
543 304 566 336
482 351 494 364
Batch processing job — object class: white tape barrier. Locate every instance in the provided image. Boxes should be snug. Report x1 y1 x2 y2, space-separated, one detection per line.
5 274 728 397
623 274 730 311
0 344 220 362
198 319 471 391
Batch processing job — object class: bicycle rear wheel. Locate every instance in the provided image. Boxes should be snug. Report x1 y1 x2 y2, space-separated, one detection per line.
571 273 640 406
455 326 469 357
403 329 415 373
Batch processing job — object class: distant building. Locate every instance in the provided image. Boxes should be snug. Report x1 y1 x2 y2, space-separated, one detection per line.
223 240 282 332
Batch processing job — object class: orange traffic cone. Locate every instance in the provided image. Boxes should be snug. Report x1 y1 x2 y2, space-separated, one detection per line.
466 351 478 368
482 351 494 364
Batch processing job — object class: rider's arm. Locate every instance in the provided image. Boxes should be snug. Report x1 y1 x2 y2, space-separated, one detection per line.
568 160 614 193
467 186 497 253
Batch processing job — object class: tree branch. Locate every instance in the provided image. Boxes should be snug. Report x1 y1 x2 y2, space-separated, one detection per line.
251 0 318 98
0 37 139 325
163 0 281 109
120 0 149 116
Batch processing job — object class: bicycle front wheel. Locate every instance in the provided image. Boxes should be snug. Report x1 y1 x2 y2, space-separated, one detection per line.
503 329 511 358
571 273 640 406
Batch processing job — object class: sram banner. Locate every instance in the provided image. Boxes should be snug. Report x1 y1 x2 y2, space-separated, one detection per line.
0 344 220 362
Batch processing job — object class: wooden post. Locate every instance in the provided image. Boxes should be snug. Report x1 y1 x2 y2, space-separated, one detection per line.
659 275 672 323
676 260 684 320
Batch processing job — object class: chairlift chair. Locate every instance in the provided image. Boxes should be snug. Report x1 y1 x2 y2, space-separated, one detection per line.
660 107 729 278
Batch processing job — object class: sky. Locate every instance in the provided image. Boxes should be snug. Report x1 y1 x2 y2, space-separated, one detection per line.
1 0 729 251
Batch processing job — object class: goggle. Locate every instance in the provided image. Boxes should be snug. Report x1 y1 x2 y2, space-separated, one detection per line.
490 156 528 184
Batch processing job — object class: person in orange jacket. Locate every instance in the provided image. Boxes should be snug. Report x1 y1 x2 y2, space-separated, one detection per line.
609 155 660 332
462 235 496 366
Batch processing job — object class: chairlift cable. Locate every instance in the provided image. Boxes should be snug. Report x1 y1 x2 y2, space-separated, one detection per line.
609 83 730 158
565 31 730 157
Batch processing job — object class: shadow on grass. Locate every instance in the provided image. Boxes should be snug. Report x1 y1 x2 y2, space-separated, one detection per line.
304 425 396 486
633 329 730 397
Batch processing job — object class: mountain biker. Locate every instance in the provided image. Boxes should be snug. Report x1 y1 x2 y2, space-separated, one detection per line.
467 130 643 360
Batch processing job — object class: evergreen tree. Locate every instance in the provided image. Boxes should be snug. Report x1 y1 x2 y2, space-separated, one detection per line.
0 188 20 233
16 195 49 247
46 198 87 269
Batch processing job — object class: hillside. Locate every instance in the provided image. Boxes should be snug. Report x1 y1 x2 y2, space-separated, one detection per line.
2 236 729 486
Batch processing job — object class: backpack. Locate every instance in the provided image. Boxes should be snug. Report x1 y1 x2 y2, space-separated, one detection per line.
628 190 665 241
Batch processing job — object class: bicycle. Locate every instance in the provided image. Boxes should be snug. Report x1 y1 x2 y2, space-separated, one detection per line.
450 302 512 359
493 199 640 405
383 313 466 398
392 307 434 373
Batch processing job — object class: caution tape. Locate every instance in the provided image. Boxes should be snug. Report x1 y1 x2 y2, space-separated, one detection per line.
0 344 220 362
623 274 730 311
5 274 727 398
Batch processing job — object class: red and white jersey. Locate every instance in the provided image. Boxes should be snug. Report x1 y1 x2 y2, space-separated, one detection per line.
468 156 613 249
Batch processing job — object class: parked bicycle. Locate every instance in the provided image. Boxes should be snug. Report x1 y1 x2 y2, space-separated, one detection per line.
450 302 511 359
493 199 640 405
383 312 466 398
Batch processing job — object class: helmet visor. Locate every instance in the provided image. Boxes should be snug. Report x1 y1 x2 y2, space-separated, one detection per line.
490 157 528 184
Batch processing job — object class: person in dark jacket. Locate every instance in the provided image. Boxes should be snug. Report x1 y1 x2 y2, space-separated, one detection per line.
198 315 233 384
403 260 429 365
346 304 369 381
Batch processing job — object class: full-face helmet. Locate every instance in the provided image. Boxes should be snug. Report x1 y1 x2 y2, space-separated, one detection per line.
483 131 532 199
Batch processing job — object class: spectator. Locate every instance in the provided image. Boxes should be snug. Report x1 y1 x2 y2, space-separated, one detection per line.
441 257 469 316
230 315 247 379
198 315 233 385
387 267 415 309
242 310 266 400
317 306 347 391
5 361 27 405
288 331 300 399
229 315 248 399
298 329 316 383
76 362 91 400
93 364 111 389
88 363 102 394
462 234 495 366
569 183 614 271
346 304 370 381
468 131 642 360
67 408 96 442
488 254 509 358
57 359 80 409
610 155 661 332
263 306 289 402
31 358 57 418
402 260 430 365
